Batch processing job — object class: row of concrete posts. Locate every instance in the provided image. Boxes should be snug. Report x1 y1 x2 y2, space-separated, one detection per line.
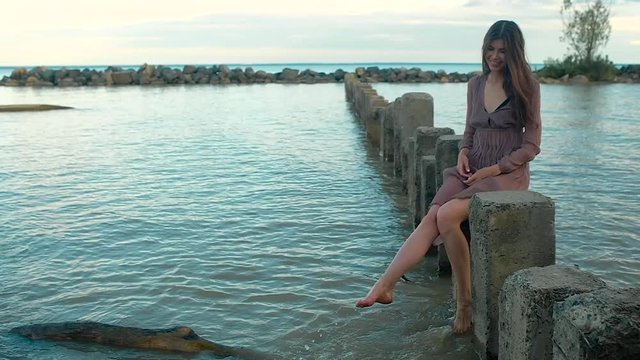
344 74 639 359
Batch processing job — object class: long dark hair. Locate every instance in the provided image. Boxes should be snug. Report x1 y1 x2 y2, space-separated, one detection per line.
482 20 535 127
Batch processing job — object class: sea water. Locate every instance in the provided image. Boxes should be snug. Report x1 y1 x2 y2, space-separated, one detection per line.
0 82 638 359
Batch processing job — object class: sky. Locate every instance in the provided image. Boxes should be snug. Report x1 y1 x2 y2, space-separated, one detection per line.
2 0 639 66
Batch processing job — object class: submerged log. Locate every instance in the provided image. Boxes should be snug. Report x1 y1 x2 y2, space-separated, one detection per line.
0 104 73 112
11 321 265 359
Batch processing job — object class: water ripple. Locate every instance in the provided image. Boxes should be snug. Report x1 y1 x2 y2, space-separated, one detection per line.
1 83 638 359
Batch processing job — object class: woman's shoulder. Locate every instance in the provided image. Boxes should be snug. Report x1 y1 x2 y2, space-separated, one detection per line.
468 73 484 86
469 72 484 84
467 73 485 94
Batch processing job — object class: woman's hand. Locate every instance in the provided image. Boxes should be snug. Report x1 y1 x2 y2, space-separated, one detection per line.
457 149 471 178
463 164 501 186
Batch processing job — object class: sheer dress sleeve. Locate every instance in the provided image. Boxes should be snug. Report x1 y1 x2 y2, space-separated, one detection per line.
461 77 477 151
498 81 542 174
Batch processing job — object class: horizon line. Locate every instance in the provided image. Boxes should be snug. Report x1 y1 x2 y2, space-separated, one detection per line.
1 61 637 70
0 61 496 68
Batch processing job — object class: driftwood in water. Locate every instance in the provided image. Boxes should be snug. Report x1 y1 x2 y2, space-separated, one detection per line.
0 104 73 112
11 321 264 358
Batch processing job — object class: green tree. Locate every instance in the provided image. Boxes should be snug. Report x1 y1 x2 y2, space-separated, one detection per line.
560 0 612 63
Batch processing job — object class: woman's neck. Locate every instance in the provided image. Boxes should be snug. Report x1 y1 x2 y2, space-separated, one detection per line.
487 71 504 84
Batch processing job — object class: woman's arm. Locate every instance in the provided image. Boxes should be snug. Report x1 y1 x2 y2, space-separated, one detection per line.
460 77 477 151
497 81 542 174
457 76 477 176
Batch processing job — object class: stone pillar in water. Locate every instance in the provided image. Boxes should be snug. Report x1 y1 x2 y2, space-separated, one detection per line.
499 265 606 360
419 155 437 222
470 191 555 359
380 105 395 162
434 135 464 273
553 287 640 360
410 127 454 227
392 93 433 190
366 99 387 148
435 135 463 189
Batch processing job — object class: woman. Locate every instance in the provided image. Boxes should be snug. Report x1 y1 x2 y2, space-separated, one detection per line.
355 20 542 334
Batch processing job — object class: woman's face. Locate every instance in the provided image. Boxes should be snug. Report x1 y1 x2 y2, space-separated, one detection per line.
485 39 506 73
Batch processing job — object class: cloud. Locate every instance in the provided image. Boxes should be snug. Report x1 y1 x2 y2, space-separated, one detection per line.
464 0 557 7
1 0 637 65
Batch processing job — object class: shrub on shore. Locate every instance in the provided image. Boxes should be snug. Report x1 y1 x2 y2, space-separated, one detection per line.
535 55 618 81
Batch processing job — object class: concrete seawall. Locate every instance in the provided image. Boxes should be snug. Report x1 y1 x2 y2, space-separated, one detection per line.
344 74 640 359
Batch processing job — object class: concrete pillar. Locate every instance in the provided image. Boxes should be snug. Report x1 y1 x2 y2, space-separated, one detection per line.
419 155 437 220
435 134 463 189
415 127 455 156
344 73 357 102
393 125 403 178
553 287 640 360
357 88 377 123
403 137 415 194
392 93 434 184
380 105 395 162
433 135 463 273
352 84 371 119
410 127 454 226
365 97 387 148
470 191 556 359
499 265 606 360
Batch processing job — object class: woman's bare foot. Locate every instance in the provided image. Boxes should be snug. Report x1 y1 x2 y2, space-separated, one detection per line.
355 280 394 308
452 302 472 334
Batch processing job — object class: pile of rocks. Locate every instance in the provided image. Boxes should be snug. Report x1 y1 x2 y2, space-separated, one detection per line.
535 64 640 84
0 64 477 87
616 64 640 83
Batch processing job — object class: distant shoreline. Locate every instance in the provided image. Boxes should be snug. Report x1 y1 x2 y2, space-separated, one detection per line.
0 64 480 87
1 63 638 87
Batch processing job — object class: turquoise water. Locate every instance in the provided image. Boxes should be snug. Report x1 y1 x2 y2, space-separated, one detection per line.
0 82 638 359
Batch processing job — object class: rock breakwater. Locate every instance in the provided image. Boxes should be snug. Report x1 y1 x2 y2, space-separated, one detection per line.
1 64 477 87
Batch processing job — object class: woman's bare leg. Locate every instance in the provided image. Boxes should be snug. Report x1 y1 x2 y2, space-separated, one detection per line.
437 198 472 334
356 205 441 307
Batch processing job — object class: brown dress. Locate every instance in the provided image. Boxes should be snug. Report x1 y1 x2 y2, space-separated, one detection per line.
430 74 542 206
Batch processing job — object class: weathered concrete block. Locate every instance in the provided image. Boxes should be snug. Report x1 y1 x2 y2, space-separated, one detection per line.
500 265 607 360
353 87 371 119
349 83 373 118
344 74 357 102
415 127 455 157
395 93 434 145
393 118 404 178
553 287 640 360
392 93 433 180
411 127 455 225
366 97 387 148
419 155 437 220
380 105 395 162
405 137 415 195
435 135 463 189
470 191 555 359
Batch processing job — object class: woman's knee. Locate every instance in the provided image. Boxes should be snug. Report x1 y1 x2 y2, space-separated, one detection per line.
436 207 455 235
437 200 469 235
442 167 458 177
418 205 439 229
